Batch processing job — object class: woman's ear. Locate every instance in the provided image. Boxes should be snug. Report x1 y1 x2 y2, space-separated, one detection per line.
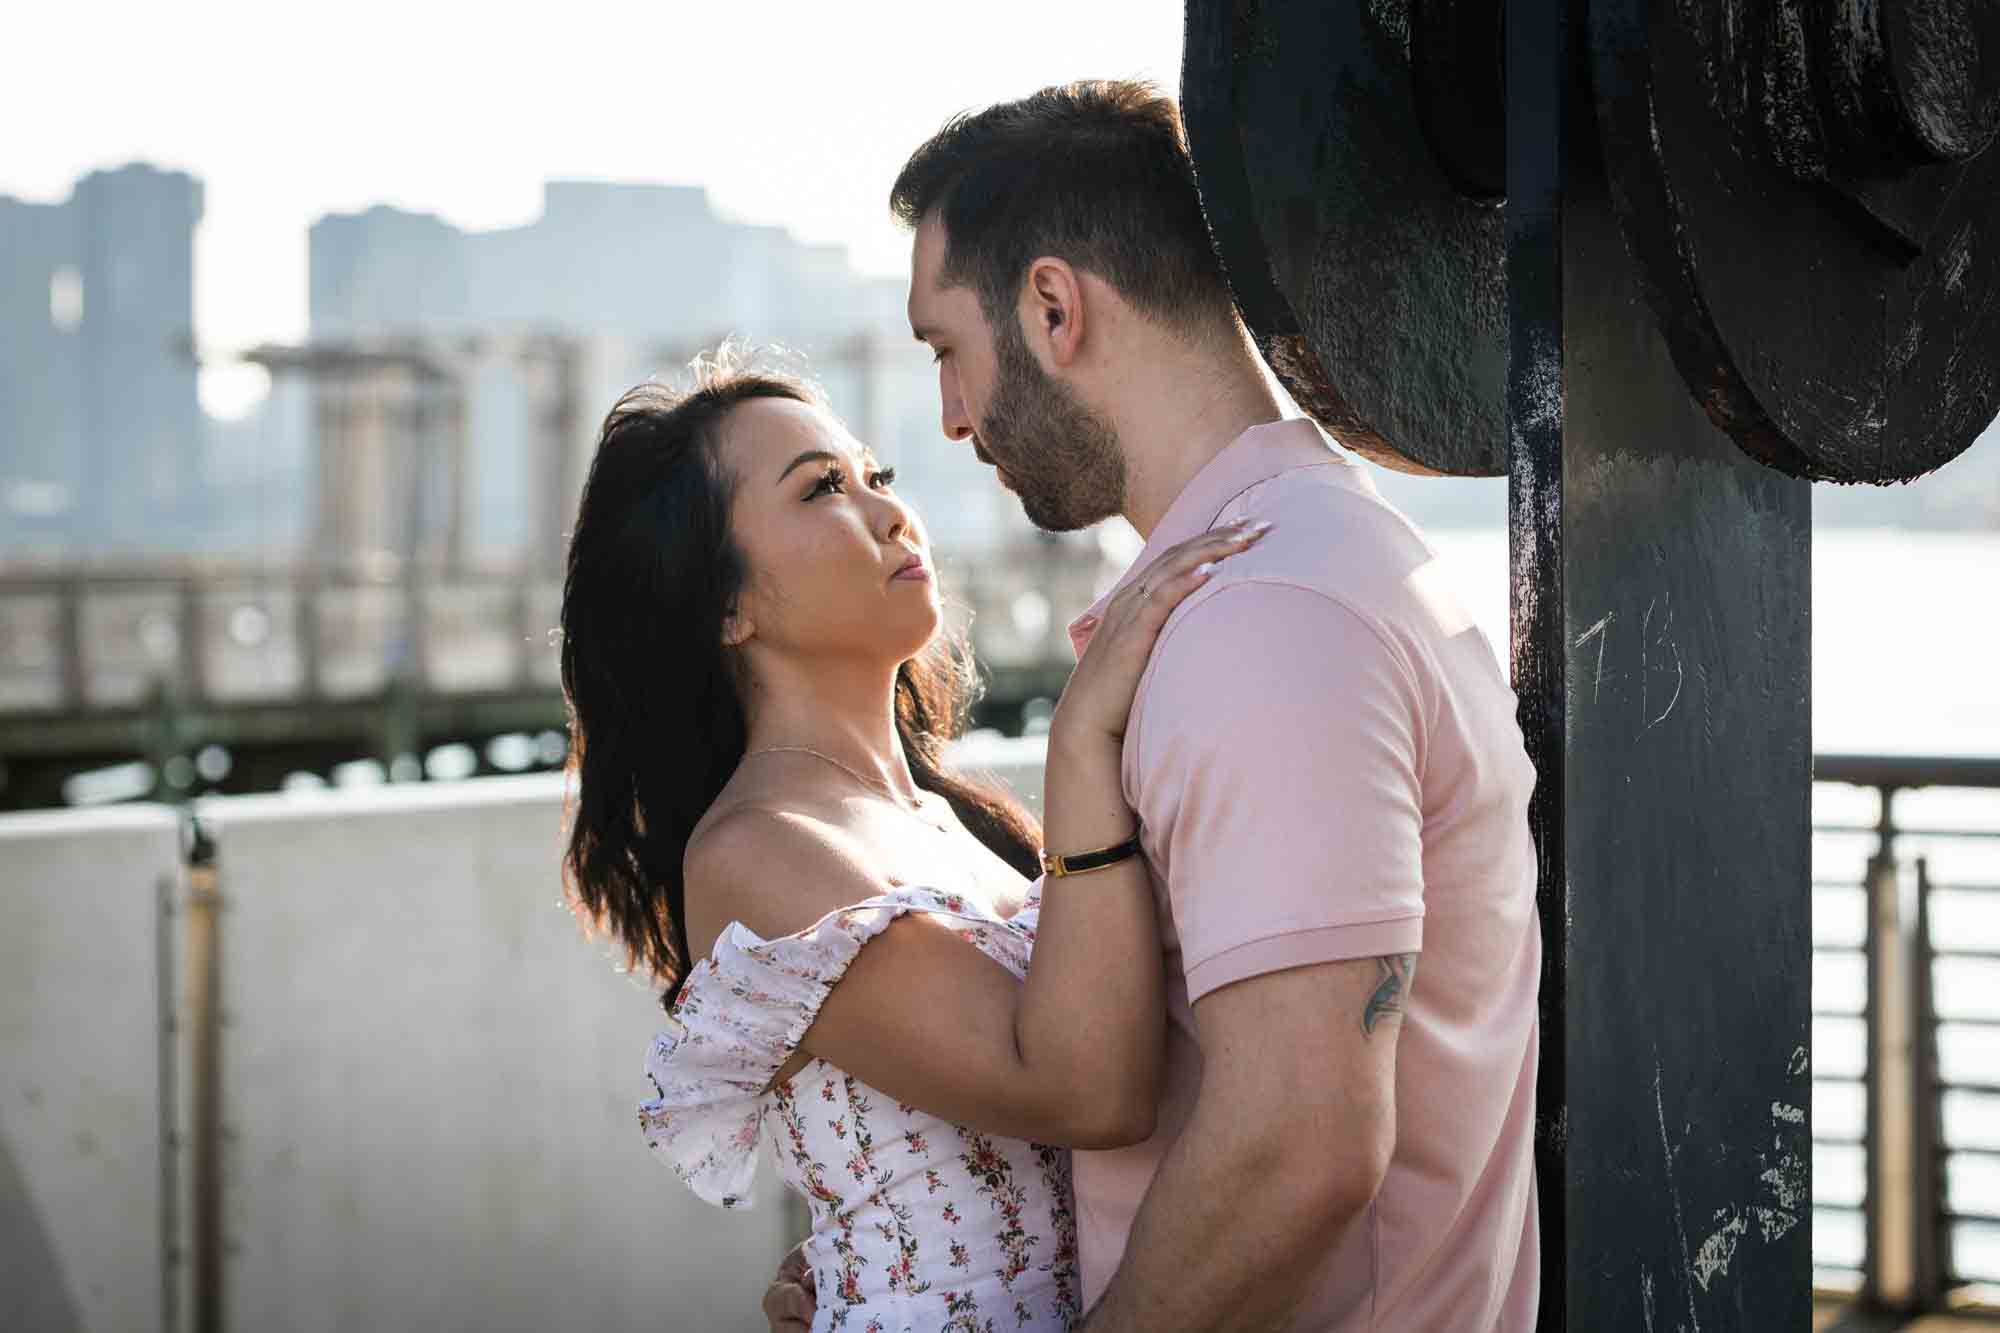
721 611 753 648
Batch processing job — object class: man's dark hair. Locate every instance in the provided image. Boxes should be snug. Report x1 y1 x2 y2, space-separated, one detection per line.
890 80 1236 333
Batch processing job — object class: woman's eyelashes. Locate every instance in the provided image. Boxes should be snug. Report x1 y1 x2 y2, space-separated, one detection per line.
804 464 896 501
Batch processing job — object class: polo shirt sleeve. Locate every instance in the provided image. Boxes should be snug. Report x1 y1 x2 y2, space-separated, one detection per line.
1131 580 1427 1004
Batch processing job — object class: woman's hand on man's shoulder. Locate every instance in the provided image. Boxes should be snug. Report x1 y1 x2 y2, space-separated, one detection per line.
1051 518 1273 751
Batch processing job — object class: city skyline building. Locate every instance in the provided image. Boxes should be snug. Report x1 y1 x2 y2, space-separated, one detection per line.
309 181 908 344
2 164 1988 569
296 179 1017 572
1 164 205 554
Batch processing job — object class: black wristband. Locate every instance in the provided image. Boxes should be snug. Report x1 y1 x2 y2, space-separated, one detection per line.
1038 832 1143 879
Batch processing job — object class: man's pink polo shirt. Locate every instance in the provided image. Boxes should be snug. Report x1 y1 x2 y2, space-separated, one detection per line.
1067 419 1541 1331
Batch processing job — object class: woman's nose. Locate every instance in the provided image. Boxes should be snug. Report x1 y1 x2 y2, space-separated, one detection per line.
871 490 911 543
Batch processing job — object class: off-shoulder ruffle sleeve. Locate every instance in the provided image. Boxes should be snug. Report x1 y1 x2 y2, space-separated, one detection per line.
638 885 1031 1208
1009 875 1046 942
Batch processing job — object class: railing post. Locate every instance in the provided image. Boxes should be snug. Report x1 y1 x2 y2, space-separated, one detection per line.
183 818 224 1333
1911 856 1947 1310
59 571 86 710
380 670 421 782
513 565 538 692
179 574 206 705
297 566 323 702
1864 783 1916 1310
158 866 182 1333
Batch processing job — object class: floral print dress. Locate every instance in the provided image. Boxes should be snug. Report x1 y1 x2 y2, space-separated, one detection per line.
640 885 1080 1333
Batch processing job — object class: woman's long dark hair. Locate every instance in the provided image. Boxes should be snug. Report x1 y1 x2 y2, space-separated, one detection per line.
559 353 1044 1007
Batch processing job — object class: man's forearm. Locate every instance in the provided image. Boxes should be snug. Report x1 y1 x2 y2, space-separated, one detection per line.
1077 1102 1369 1332
1079 956 1409 1332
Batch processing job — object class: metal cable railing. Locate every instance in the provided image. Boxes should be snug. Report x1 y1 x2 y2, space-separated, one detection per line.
1813 754 2000 1318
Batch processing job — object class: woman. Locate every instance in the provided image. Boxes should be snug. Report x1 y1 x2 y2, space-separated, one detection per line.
559 353 1269 1331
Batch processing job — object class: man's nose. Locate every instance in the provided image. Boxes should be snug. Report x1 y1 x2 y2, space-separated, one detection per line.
939 364 974 442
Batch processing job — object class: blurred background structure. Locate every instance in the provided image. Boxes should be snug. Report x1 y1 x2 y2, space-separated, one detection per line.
0 169 1102 810
3 1 1999 1329
7 157 1995 812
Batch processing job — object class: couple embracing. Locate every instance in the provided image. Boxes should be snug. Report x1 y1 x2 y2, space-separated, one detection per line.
558 81 1541 1333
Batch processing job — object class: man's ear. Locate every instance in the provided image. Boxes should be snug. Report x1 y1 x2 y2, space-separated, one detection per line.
1022 257 1085 369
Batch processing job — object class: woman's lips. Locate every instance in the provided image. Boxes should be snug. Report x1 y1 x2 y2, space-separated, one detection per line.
892 556 932 583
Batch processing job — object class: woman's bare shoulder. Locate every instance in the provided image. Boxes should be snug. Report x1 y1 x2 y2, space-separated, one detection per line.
682 798 890 959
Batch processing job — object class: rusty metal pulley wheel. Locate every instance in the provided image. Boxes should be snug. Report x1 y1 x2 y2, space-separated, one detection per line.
1182 0 1507 477
1183 0 2000 484
1592 0 2000 482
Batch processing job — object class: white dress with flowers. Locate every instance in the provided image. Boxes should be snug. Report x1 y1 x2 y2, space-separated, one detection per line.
640 884 1080 1333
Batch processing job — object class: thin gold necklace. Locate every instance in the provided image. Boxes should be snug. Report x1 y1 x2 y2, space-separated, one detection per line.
745 745 952 834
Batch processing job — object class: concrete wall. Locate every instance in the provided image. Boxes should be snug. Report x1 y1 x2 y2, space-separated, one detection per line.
0 743 1054 1333
187 775 790 1333
0 803 178 1333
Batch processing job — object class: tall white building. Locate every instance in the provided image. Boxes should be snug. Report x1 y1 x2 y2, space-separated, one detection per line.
0 165 205 555
302 181 1019 570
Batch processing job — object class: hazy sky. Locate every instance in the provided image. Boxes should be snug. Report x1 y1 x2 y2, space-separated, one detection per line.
2 0 1183 414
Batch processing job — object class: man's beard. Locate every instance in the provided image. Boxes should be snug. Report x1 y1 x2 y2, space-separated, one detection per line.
978 315 1126 533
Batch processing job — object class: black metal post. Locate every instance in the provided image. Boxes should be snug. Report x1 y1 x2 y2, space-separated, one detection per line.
1504 0 1568 1322
1513 4 1815 1326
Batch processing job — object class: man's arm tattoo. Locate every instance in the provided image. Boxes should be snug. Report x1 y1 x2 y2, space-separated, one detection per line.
1361 954 1418 1036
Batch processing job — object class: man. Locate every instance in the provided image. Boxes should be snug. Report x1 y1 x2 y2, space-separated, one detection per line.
768 80 1541 1331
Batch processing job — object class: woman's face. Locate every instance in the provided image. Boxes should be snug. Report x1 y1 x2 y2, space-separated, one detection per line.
721 395 940 667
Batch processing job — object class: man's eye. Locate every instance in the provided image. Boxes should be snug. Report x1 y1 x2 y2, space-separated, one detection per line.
870 467 897 490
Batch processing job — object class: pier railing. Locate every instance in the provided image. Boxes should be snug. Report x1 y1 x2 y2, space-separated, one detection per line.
1813 754 2000 1319
0 554 1104 809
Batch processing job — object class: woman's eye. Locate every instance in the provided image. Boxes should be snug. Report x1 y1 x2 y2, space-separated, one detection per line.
807 467 845 499
930 348 946 366
870 467 897 490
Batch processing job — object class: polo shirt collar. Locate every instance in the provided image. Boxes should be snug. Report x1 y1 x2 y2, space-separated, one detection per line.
1067 417 1354 657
